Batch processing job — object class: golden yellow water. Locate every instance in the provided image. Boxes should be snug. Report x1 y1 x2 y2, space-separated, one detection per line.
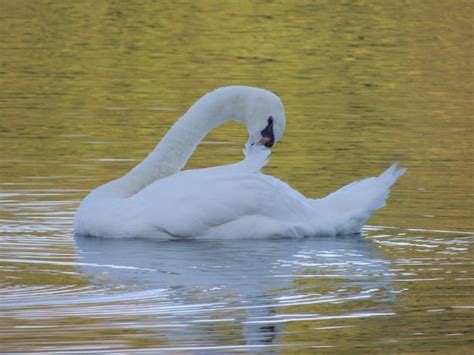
0 1 472 353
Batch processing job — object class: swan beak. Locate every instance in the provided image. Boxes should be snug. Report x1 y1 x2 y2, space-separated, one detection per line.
257 136 273 147
258 119 274 148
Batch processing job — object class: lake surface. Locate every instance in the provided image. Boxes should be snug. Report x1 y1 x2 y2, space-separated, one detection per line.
0 1 472 353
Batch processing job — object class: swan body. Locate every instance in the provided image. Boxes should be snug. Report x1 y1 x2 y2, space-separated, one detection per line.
74 86 405 239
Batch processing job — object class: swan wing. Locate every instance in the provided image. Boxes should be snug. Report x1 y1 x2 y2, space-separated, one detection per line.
122 148 311 239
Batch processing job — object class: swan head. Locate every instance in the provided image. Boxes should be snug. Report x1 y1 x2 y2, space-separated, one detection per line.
195 86 286 148
233 86 286 149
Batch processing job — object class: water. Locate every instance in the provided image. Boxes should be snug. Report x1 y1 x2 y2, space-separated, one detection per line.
0 1 472 353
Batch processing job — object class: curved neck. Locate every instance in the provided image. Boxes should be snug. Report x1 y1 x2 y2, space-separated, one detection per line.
101 88 244 198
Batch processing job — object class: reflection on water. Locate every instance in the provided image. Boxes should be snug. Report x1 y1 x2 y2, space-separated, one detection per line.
0 0 473 353
74 236 393 348
1 224 472 352
5 234 394 351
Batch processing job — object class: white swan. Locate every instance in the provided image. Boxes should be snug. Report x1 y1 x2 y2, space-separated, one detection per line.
74 86 405 239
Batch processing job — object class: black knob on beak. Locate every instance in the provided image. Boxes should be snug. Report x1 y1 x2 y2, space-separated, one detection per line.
260 117 274 148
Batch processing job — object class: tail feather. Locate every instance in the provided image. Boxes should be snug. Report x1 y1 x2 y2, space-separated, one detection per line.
311 163 406 235
378 162 406 188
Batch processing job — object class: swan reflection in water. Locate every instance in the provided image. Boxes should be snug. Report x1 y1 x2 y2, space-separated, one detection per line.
74 234 394 347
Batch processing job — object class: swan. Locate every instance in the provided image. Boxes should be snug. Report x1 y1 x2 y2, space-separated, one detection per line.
74 86 405 239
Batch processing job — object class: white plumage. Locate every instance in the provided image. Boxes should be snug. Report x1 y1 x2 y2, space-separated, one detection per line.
74 86 405 239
